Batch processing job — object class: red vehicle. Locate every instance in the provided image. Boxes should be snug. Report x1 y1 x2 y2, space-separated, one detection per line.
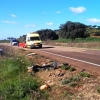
19 41 26 48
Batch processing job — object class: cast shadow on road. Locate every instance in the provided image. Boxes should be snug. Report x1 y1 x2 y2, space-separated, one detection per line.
42 46 54 49
33 46 54 49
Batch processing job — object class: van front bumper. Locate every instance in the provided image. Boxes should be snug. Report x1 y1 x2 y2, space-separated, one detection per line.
30 43 42 48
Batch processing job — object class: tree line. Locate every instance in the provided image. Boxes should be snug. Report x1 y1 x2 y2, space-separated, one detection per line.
5 21 100 42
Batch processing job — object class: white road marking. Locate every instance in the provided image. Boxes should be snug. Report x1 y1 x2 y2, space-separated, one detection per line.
40 50 100 67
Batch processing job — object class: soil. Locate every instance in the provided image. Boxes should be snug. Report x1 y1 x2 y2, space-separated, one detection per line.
21 49 100 100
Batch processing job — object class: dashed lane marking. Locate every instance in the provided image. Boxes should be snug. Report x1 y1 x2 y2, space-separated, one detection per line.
40 50 100 67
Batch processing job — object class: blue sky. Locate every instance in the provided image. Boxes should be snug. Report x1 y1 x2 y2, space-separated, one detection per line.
0 0 100 39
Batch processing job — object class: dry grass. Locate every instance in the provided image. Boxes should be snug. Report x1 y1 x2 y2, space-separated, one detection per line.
44 41 100 49
0 45 20 57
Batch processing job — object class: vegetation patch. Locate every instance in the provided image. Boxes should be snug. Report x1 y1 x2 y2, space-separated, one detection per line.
61 75 80 87
0 46 50 100
61 65 70 70
69 82 78 87
69 67 76 72
79 72 90 77
61 79 71 85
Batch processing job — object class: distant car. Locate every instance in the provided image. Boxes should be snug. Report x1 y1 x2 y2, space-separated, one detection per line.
10 39 18 46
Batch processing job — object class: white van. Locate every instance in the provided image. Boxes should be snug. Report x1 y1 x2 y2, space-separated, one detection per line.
26 32 42 49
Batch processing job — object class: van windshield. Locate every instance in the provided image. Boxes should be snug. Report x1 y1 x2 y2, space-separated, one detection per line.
30 37 40 41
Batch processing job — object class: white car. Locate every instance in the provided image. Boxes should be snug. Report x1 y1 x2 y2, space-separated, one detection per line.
10 39 18 46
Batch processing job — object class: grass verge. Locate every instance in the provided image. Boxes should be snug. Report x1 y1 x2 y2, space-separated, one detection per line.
0 46 49 100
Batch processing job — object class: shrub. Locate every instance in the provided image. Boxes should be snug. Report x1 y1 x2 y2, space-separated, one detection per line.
79 72 90 77
61 76 80 87
61 79 71 85
72 76 80 82
61 65 70 70
69 67 76 72
69 82 77 87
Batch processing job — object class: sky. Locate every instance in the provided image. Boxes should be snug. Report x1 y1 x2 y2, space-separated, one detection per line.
0 0 100 40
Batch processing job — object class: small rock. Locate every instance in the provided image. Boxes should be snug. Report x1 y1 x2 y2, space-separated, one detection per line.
28 68 33 73
39 84 49 90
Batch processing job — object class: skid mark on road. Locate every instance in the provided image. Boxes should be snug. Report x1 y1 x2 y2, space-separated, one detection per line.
40 50 100 67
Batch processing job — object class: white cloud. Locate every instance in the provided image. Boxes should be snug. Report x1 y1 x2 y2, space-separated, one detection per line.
46 22 53 26
55 11 61 14
87 18 100 24
69 6 86 13
1 20 17 24
11 14 16 18
25 24 36 28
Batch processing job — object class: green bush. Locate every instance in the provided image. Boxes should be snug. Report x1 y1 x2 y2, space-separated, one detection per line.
61 76 80 87
61 65 70 70
72 76 80 82
69 82 77 87
69 67 76 72
61 79 70 85
79 72 90 77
